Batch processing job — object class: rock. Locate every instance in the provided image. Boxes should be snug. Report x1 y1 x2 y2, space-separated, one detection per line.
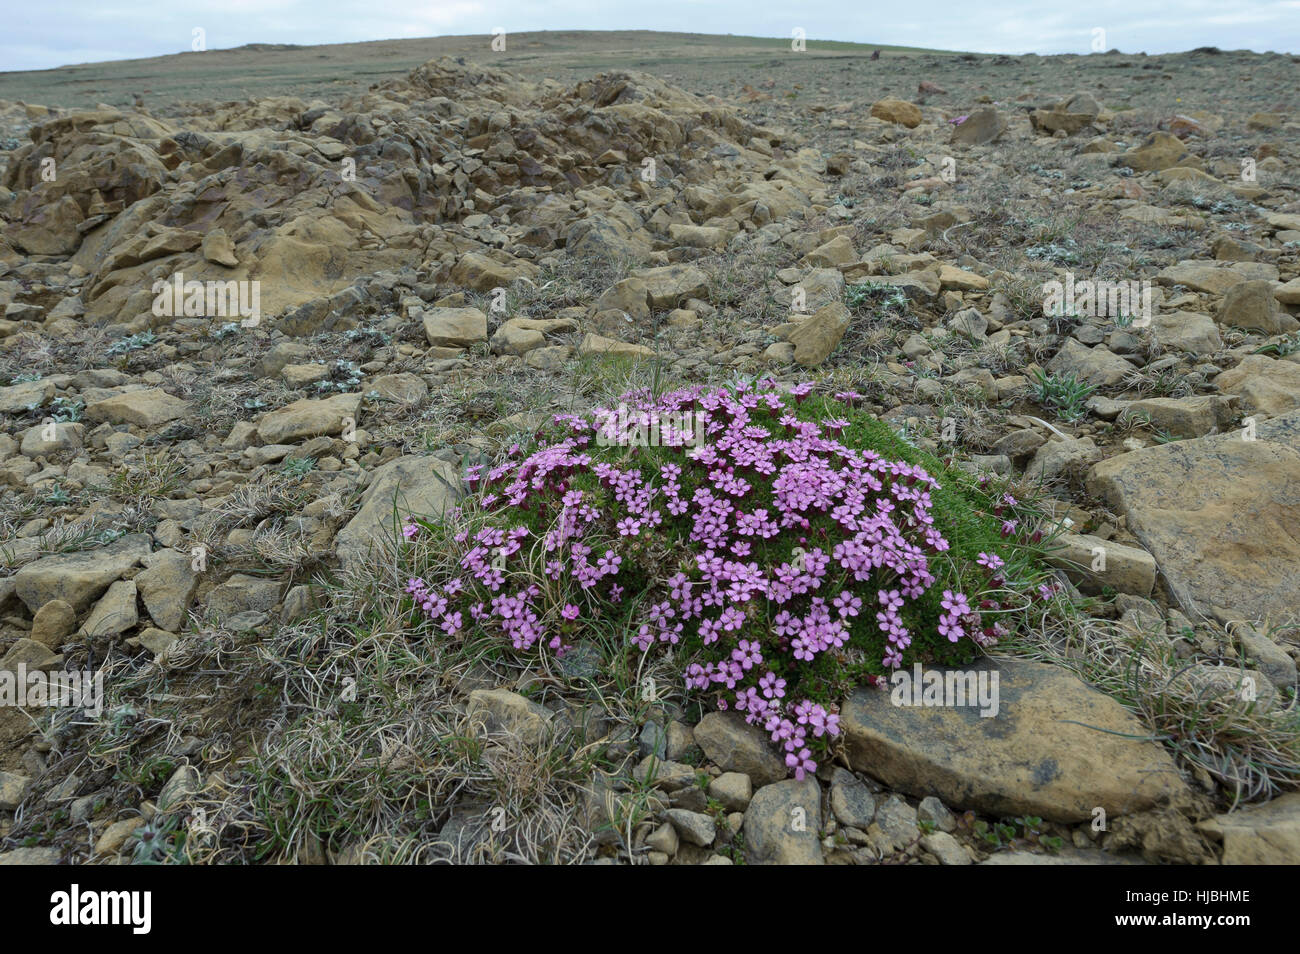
0 771 33 810
490 320 546 356
802 235 857 268
663 721 696 761
79 579 138 639
335 454 463 572
1215 355 1300 416
646 821 679 856
665 809 716 846
633 757 697 791
450 252 539 292
1087 409 1300 623
9 194 83 255
368 373 428 404
829 767 876 829
1157 262 1251 296
841 658 1191 822
1047 532 1157 596
1120 396 1231 439
921 831 971 865
578 333 655 358
85 388 191 427
256 392 361 443
1149 311 1222 355
1218 280 1298 334
1227 621 1298 691
157 764 199 812
205 574 280 618
668 223 730 249
938 264 988 291
20 421 84 457
693 711 787 786
1200 792 1300 864
950 107 1007 145
137 628 178 655
25 598 75 652
1048 339 1134 388
980 848 1140 865
1117 132 1194 172
201 227 239 267
422 306 488 348
708 772 753 811
1275 278 1300 306
744 778 824 865
1025 435 1101 482
870 98 923 128
134 549 199 632
630 264 709 309
0 846 60 864
1264 211 1300 232
13 533 151 613
594 279 652 321
779 268 844 313
786 301 851 367
0 379 54 414
94 817 145 855
918 796 956 832
466 688 555 746
870 794 920 852
1 638 62 673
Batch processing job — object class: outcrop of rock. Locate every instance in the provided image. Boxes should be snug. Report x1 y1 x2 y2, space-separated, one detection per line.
840 658 1191 822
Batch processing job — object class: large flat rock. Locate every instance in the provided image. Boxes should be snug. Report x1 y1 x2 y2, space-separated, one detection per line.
841 658 1190 823
1087 409 1300 624
335 454 463 571
1200 792 1300 864
12 533 152 613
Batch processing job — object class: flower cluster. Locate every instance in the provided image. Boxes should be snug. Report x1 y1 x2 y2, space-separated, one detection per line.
403 381 1035 779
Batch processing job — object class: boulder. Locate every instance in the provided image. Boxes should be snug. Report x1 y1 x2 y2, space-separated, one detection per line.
841 658 1191 822
950 107 1007 145
335 454 463 571
255 393 361 444
422 306 488 348
1215 355 1300 416
870 99 922 128
85 388 190 427
743 779 824 864
1087 409 1300 623
13 534 151 613
786 302 851 367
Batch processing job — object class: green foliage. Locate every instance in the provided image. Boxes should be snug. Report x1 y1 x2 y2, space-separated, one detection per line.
1029 368 1095 421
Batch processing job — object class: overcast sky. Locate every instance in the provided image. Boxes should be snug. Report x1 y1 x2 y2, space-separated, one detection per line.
3 0 1298 72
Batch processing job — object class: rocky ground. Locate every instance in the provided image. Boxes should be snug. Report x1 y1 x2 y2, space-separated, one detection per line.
0 37 1298 865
